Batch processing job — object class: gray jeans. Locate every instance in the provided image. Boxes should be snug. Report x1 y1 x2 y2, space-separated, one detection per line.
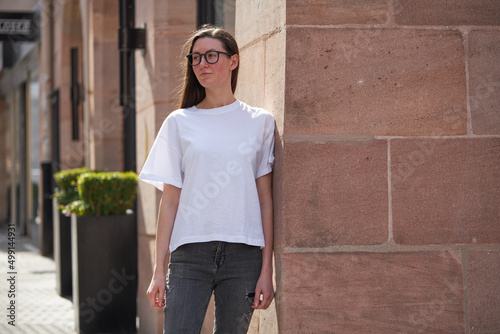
164 241 262 334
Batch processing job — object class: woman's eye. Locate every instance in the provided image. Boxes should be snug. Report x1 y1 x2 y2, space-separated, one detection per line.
207 53 217 60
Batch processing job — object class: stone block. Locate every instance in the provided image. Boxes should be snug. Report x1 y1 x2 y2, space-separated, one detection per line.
93 43 120 93
92 1 119 44
135 56 162 113
134 36 186 114
279 251 465 333
136 105 155 169
91 94 122 139
58 96 73 136
137 180 159 237
258 300 278 334
392 138 500 245
395 0 500 26
287 0 388 25
152 36 186 98
264 30 286 134
235 0 285 48
98 137 123 172
136 104 161 238
247 307 259 333
273 133 285 248
285 28 467 136
150 0 196 33
59 139 85 170
135 0 194 115
468 30 500 135
236 40 266 108
467 250 500 333
282 139 388 247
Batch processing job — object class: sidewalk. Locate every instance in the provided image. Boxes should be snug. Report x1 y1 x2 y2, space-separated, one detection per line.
0 224 76 333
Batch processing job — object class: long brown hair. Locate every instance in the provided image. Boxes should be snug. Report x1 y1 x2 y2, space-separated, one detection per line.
178 24 239 109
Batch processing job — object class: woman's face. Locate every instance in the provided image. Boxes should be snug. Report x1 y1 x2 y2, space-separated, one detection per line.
191 37 238 91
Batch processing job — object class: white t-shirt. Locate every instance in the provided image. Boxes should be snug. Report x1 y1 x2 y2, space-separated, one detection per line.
138 99 275 252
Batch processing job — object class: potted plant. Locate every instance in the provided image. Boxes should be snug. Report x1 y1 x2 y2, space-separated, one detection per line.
69 171 138 334
53 167 90 297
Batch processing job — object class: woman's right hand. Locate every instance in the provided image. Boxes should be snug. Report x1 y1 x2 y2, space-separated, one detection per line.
146 273 166 308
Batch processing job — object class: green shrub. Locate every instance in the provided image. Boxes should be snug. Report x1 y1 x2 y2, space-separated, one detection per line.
64 200 92 216
53 167 91 209
76 171 138 216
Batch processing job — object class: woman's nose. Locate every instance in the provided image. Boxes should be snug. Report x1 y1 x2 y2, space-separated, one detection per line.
199 55 209 66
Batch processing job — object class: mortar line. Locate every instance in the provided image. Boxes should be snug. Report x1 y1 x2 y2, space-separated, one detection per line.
374 134 500 140
284 133 375 143
397 25 500 31
281 134 500 142
462 28 474 136
387 138 394 243
386 0 396 28
286 24 500 31
239 27 282 52
278 244 500 254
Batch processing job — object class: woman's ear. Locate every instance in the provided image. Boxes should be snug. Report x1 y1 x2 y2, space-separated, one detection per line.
229 54 239 71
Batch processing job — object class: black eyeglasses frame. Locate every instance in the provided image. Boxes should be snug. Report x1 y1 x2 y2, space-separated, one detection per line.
186 50 233 66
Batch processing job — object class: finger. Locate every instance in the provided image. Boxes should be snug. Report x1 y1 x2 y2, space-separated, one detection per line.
158 288 166 307
151 294 160 308
253 288 263 308
148 286 164 308
153 287 165 307
254 294 266 309
256 290 274 310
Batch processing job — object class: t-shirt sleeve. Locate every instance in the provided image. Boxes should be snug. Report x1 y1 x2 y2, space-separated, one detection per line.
138 116 183 190
256 114 275 178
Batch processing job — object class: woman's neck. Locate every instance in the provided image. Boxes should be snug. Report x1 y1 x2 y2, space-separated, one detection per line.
196 90 236 109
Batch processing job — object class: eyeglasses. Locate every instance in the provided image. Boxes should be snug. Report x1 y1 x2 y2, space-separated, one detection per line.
186 51 232 66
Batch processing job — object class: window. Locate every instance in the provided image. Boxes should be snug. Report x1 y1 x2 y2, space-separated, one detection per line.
198 0 235 34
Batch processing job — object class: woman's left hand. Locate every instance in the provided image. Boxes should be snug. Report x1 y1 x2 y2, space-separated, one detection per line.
252 273 274 310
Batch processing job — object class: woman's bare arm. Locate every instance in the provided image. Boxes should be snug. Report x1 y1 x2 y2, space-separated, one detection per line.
146 183 181 308
253 172 274 309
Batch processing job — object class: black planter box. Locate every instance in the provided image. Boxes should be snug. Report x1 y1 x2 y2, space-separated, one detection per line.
71 213 138 334
53 198 72 297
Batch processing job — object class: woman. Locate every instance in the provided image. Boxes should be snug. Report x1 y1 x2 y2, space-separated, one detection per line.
139 24 275 334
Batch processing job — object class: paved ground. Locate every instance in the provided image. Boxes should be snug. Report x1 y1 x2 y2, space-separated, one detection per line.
0 224 76 333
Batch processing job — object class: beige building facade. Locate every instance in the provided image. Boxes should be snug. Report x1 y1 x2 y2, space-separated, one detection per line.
1 0 499 333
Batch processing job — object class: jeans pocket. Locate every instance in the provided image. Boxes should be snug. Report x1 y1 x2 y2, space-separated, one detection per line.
245 292 255 306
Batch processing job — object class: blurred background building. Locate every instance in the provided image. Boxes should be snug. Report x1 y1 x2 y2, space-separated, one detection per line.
0 0 499 333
